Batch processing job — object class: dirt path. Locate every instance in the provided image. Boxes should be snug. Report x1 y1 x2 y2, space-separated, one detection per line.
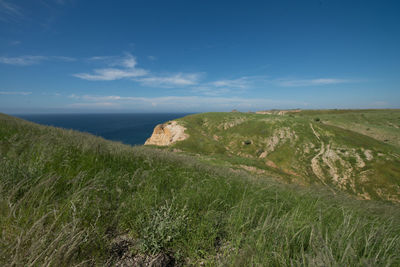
309 123 336 194
310 123 320 141
310 138 326 184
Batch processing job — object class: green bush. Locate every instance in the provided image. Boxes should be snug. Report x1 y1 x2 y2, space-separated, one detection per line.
138 200 188 255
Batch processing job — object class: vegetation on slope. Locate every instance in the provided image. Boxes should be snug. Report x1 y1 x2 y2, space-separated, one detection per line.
171 110 400 202
1 113 400 266
295 109 400 148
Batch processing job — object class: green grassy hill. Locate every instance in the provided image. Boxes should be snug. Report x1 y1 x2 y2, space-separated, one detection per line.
1 113 400 266
167 110 400 202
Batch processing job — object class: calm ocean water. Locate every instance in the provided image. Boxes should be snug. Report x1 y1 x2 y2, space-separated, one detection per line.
16 113 191 146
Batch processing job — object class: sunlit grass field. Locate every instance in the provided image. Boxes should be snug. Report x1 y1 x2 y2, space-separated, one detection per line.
172 110 400 202
1 113 400 266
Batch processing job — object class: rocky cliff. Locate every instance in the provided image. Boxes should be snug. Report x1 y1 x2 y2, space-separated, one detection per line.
145 121 188 146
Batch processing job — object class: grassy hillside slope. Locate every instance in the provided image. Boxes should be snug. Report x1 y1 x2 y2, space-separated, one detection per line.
171 110 400 202
1 113 400 266
296 109 400 148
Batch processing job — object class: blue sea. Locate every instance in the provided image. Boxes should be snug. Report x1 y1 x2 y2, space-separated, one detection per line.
15 113 191 146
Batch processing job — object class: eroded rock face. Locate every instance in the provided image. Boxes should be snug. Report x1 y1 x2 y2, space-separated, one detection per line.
145 121 188 146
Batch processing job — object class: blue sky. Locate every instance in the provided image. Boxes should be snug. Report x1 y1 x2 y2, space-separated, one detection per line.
0 0 399 113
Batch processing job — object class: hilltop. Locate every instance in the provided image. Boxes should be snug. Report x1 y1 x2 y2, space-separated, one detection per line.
147 109 400 202
1 112 400 266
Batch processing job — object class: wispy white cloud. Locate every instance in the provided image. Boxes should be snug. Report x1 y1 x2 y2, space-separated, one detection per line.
69 102 120 108
211 77 252 89
88 56 114 61
276 78 351 87
0 0 23 22
67 94 308 111
0 91 32 95
69 94 144 101
70 94 145 102
136 73 201 87
73 68 148 81
189 76 262 96
41 92 61 96
0 55 76 66
88 53 136 68
75 52 359 98
116 53 137 68
0 56 47 66
75 53 147 81
190 86 231 96
53 56 76 62
81 53 202 86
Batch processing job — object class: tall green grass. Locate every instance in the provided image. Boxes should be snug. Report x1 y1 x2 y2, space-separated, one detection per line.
1 114 400 266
